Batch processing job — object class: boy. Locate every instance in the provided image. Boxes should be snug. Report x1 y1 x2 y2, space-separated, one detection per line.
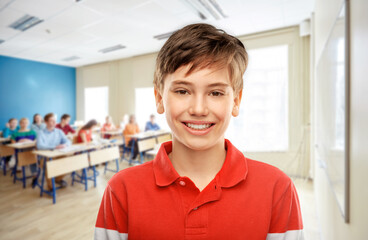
145 114 160 131
95 24 303 239
37 113 71 189
2 118 19 138
56 114 75 135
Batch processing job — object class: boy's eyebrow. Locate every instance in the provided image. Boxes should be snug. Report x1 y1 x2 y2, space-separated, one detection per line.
171 80 230 88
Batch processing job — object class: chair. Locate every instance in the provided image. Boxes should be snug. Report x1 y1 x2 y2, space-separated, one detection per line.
136 137 156 164
88 146 120 187
156 133 172 144
0 144 14 176
46 153 89 204
16 151 37 188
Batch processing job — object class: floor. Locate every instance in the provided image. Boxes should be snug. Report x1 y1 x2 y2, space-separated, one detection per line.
0 162 321 240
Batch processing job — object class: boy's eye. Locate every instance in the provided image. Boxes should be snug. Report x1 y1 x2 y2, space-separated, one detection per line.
175 90 189 95
209 91 224 97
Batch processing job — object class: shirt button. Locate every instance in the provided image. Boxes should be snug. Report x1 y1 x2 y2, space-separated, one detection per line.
179 180 186 186
193 207 199 210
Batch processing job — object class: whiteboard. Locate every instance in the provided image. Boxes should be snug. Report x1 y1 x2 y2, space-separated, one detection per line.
315 2 349 222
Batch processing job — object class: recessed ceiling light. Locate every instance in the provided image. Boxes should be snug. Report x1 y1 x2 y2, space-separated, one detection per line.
62 56 80 61
9 14 43 32
181 0 227 20
153 31 176 40
98 44 126 54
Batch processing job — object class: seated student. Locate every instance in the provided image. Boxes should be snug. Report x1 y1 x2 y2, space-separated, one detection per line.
2 118 19 138
95 24 303 239
56 114 75 136
144 114 160 131
1 118 19 167
123 115 140 160
77 120 98 143
101 116 116 139
30 114 46 133
37 113 71 189
11 118 37 185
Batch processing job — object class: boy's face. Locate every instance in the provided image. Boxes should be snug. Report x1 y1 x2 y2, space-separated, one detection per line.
155 65 242 151
46 116 56 129
9 119 18 129
20 119 29 129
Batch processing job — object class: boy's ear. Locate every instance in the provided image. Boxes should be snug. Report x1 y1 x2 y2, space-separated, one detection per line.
154 87 165 114
232 89 243 117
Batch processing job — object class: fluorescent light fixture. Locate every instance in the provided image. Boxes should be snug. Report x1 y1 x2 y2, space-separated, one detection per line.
62 56 80 61
98 44 126 54
181 0 227 20
153 31 176 40
9 14 43 32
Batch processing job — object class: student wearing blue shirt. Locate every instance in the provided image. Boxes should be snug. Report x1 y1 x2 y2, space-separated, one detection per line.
145 114 160 131
2 118 19 138
2 118 19 168
37 113 71 189
30 113 46 133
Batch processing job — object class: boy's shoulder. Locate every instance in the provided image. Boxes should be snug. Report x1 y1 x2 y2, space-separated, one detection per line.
245 157 293 189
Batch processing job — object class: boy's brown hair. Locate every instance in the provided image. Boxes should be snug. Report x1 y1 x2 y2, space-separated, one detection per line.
154 23 248 95
44 113 55 122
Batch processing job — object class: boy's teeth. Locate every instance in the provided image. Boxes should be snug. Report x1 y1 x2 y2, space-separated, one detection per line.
186 123 212 130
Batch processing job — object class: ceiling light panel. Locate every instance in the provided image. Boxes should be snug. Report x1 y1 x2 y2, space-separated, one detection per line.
9 14 44 31
98 44 126 53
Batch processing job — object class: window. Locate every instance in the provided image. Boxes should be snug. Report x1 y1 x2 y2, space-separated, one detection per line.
84 86 108 124
135 87 169 131
225 45 289 152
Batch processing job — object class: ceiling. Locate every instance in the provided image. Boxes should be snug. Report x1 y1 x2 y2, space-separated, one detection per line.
0 0 315 67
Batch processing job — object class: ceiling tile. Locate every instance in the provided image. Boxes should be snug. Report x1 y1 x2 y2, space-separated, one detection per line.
8 0 72 19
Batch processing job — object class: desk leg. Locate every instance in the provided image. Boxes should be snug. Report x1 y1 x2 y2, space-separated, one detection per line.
13 149 19 184
83 168 88 191
129 139 135 165
93 166 96 187
51 177 56 204
22 166 26 188
40 157 47 197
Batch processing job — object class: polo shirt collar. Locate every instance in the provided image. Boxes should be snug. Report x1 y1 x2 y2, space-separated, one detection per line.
153 139 248 188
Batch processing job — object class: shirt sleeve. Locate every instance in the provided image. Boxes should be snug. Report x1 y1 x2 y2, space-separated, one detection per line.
2 128 10 138
59 130 71 146
95 184 128 240
266 179 304 240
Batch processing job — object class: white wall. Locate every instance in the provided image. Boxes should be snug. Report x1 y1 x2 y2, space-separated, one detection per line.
76 53 157 125
313 0 368 239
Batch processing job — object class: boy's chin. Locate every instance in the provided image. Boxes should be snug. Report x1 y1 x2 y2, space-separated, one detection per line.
177 137 224 152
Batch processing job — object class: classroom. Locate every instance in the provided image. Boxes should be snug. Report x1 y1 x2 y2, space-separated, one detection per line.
0 0 367 240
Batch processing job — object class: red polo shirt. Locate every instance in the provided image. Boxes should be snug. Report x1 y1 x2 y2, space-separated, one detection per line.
95 140 303 240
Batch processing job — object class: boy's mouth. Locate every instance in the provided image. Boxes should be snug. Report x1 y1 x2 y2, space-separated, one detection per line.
182 122 215 130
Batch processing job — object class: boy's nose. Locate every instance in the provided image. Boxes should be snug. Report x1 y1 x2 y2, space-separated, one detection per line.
188 95 209 116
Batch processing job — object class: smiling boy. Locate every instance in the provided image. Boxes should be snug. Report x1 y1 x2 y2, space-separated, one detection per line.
95 24 303 240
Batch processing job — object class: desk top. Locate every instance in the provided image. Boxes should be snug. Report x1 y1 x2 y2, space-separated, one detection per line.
0 137 10 143
129 130 171 139
7 141 36 149
102 130 123 136
33 140 123 158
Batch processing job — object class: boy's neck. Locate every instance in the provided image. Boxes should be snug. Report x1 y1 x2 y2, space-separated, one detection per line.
169 138 226 191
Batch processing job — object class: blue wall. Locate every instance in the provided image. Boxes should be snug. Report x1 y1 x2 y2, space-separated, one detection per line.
0 56 76 129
